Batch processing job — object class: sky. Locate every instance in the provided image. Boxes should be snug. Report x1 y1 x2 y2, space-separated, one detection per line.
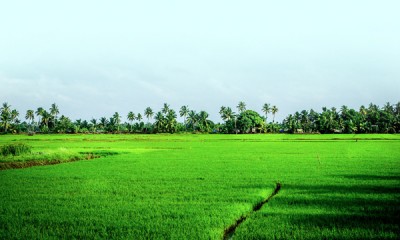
1 0 399 122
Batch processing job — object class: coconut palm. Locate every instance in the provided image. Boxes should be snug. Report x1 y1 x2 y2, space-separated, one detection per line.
197 111 212 132
262 103 271 123
179 105 189 127
99 117 108 131
271 105 278 122
127 111 136 132
154 111 165 132
219 106 227 116
144 107 154 123
41 110 51 130
237 101 246 113
113 112 121 132
187 110 198 131
162 103 170 114
25 109 35 131
35 107 44 126
0 103 12 132
165 109 178 133
136 113 143 123
50 103 59 120
90 118 97 133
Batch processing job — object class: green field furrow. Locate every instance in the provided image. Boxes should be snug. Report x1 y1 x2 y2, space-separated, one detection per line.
0 134 399 239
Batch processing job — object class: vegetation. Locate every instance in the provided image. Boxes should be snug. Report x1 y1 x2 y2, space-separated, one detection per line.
0 134 399 239
0 101 399 134
0 143 32 156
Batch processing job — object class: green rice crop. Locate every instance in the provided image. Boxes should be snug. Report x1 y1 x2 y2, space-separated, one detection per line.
0 134 399 239
0 143 32 156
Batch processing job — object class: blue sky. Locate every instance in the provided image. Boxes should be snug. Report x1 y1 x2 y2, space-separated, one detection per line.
1 1 399 122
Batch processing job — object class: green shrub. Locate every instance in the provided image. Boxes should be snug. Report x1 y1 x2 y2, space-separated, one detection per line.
0 143 32 156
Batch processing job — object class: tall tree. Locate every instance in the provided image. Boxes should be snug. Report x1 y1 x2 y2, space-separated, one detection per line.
162 103 170 114
262 103 271 123
144 107 154 123
136 113 143 123
237 101 246 113
271 105 278 122
187 110 198 131
197 111 212 132
35 107 44 126
113 112 121 132
154 111 165 132
90 118 97 133
179 105 189 127
165 109 178 133
50 103 59 121
127 111 136 132
25 109 35 131
0 102 11 133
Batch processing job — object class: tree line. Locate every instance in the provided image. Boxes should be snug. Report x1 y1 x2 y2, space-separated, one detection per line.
1 101 399 134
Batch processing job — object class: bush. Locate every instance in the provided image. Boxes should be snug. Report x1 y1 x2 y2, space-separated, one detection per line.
0 143 32 156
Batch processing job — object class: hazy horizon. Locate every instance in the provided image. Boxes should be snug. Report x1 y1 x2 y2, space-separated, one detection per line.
1 1 399 122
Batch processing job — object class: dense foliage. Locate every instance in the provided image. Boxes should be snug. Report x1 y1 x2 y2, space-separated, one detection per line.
0 101 399 134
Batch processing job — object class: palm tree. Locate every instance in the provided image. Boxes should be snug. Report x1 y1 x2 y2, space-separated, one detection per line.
154 111 165 132
237 101 246 113
262 103 271 123
35 107 44 126
187 110 198 131
179 105 189 128
99 117 108 131
50 103 59 122
136 113 143 123
25 109 35 132
162 103 170 114
219 106 227 116
113 112 121 132
90 118 97 133
197 111 212 132
144 107 154 123
1 102 11 133
271 105 278 122
127 111 136 132
221 107 234 122
41 110 51 130
165 109 178 133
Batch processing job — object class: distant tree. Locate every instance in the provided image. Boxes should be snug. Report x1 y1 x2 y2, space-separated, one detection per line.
262 103 271 123
35 107 44 127
237 110 264 133
144 107 154 123
187 110 198 131
162 103 170 115
179 105 189 128
153 111 165 132
237 101 246 113
127 111 136 133
1 102 12 133
50 103 59 117
271 105 278 123
25 109 35 132
99 117 108 131
136 113 143 123
90 118 97 133
40 110 52 132
113 112 121 132
165 109 178 133
197 111 213 132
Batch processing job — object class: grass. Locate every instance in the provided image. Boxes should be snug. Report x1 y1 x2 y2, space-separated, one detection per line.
0 134 399 239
